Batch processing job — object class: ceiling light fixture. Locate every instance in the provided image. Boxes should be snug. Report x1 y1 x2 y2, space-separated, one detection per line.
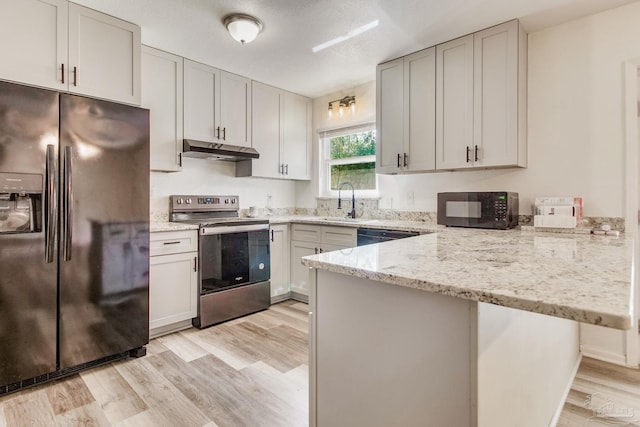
224 14 263 44
327 96 356 118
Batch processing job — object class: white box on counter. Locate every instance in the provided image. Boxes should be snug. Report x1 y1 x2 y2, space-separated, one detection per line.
533 215 578 228
533 196 583 229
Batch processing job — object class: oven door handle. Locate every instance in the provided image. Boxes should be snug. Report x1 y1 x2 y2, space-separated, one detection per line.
200 223 269 235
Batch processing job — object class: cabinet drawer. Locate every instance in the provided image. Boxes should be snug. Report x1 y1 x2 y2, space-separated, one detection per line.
321 226 357 247
150 230 198 256
291 223 321 243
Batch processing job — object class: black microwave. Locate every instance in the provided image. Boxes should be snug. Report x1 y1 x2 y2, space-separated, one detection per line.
437 192 519 229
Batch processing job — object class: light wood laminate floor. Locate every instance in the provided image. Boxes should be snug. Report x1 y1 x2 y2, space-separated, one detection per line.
0 300 309 427
1 300 638 426
558 356 640 426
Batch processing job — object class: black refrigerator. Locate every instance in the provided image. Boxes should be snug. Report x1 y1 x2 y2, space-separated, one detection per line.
0 80 149 391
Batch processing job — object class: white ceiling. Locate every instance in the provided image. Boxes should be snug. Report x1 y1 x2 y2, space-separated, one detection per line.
73 0 638 98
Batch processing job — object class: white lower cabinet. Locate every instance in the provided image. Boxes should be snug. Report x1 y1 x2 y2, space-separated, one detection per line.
290 224 357 299
269 224 290 302
149 230 198 338
290 240 317 299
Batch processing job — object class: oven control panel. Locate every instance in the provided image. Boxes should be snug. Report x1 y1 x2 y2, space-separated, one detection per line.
170 195 239 212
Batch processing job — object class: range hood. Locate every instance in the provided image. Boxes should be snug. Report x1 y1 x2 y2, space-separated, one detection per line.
182 139 259 161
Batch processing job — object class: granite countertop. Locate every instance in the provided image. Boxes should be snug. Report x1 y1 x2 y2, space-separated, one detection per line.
263 215 441 233
302 227 634 330
150 215 442 233
150 221 198 232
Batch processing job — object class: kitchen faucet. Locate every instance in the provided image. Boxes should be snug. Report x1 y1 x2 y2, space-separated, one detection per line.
337 182 356 219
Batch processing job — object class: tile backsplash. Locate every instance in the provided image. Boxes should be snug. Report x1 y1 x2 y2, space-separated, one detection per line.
153 196 625 233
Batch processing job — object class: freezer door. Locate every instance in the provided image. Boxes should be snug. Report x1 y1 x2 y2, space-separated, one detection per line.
0 81 58 386
58 94 150 369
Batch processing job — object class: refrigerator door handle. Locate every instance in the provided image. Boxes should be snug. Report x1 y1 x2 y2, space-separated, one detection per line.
62 146 73 261
45 144 58 263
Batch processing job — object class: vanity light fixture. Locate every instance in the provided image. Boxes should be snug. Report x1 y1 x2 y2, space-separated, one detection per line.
327 95 356 118
224 14 263 44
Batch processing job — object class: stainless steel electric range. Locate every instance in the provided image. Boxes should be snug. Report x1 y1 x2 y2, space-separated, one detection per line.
170 195 270 328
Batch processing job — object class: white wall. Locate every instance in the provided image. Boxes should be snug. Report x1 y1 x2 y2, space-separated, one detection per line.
150 158 296 215
295 81 377 209
298 2 640 217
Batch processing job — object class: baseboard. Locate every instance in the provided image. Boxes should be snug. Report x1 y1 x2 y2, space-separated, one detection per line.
548 353 582 427
150 319 193 339
290 291 309 303
271 293 291 304
580 345 627 366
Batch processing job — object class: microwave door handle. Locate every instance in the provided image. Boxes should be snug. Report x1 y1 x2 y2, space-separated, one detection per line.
45 144 57 263
62 146 73 261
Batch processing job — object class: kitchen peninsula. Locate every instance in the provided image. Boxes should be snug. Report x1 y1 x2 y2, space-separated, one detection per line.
302 228 634 427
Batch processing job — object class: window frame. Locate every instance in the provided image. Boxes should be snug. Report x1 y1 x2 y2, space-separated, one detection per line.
319 122 379 198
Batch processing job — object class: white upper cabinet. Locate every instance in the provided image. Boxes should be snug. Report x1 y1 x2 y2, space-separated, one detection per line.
404 47 436 172
68 3 141 105
376 58 404 174
376 47 437 174
435 35 474 170
250 81 282 178
239 83 311 180
142 46 183 172
0 0 68 91
183 59 220 142
219 71 251 147
282 91 312 180
0 0 141 105
436 20 526 170
377 19 527 173
473 20 527 168
183 59 251 147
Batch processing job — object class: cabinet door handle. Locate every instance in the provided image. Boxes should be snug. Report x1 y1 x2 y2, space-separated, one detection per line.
222 127 226 141
178 152 183 167
280 164 284 174
474 145 479 162
215 126 220 139
314 247 318 254
61 63 65 84
285 164 288 175
319 248 323 253
466 146 470 163
72 66 77 87
163 241 181 245
397 153 401 168
270 229 274 242
193 256 198 272
403 153 408 167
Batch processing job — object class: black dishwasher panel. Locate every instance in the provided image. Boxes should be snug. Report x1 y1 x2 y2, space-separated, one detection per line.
357 228 420 246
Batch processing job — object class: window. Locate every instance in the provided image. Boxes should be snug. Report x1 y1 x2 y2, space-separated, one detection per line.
320 123 377 196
